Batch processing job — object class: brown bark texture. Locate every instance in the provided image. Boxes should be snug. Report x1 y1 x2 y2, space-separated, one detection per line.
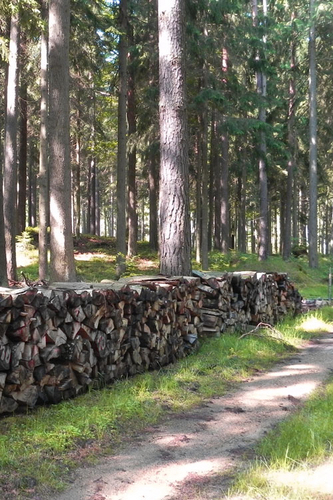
158 0 191 276
48 0 76 282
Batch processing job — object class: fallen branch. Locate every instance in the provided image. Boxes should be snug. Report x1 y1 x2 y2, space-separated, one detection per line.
239 322 284 341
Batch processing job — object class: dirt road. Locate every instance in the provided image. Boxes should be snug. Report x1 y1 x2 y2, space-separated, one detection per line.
52 333 333 500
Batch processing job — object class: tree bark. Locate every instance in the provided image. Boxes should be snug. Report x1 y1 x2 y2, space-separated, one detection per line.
237 153 247 253
220 118 229 254
116 0 128 276
4 5 20 281
253 0 268 261
308 0 318 268
39 0 49 280
18 33 27 235
148 147 158 251
48 0 76 282
158 0 191 276
127 20 137 257
283 12 297 261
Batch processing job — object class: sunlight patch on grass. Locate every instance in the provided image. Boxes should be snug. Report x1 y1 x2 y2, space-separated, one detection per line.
297 316 332 333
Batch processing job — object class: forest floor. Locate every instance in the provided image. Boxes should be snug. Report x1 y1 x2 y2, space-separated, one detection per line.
49 332 333 500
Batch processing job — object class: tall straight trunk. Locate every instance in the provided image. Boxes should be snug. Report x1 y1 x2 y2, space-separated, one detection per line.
214 123 221 249
208 113 216 252
18 34 27 234
49 0 76 282
147 0 159 251
28 142 37 226
4 5 20 281
283 12 297 260
253 0 268 261
127 20 137 257
237 154 247 253
0 136 7 285
201 110 209 270
116 0 128 276
195 132 201 264
308 0 318 268
148 147 158 250
74 106 81 237
39 0 49 279
89 157 96 234
300 183 307 247
158 0 191 276
220 119 229 253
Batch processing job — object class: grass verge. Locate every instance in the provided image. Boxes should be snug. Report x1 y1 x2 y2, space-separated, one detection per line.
1 309 332 499
226 308 333 500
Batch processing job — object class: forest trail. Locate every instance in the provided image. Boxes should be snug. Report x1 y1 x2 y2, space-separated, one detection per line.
51 333 333 500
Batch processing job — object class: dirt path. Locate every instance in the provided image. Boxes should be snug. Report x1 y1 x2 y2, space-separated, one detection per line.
52 333 333 500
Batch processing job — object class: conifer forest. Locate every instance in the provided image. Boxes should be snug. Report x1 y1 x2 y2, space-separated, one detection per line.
0 0 332 283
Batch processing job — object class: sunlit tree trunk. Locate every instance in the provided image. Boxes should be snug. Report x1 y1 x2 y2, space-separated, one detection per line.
18 32 27 235
283 15 296 260
39 0 49 280
4 4 20 281
308 0 318 268
49 0 76 281
116 0 128 276
253 0 268 261
127 19 137 257
158 0 191 276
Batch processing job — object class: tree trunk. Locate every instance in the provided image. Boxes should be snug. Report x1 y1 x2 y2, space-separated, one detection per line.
148 147 158 251
4 5 20 281
283 13 297 261
89 157 96 235
208 112 216 252
220 118 229 254
18 33 27 235
253 0 268 261
38 0 49 280
0 134 8 286
237 153 247 253
308 0 318 268
158 0 191 276
116 0 128 276
73 106 81 238
48 0 76 282
127 20 137 257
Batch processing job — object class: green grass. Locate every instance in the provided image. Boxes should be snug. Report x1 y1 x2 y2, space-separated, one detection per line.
1 308 329 499
17 243 333 300
229 377 333 500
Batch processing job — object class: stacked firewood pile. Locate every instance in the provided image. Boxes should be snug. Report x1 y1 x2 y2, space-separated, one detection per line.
0 272 302 414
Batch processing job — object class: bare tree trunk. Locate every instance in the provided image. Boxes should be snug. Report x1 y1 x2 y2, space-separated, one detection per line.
49 0 76 282
18 33 27 235
253 0 268 261
116 0 128 276
158 0 191 276
148 147 158 250
127 20 137 257
195 132 201 265
308 0 318 268
208 113 216 252
0 134 8 286
4 5 19 281
38 0 49 280
220 119 229 254
237 153 247 253
89 157 96 234
73 106 81 237
283 12 297 260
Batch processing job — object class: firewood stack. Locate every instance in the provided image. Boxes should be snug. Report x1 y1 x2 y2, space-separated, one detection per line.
0 272 302 414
